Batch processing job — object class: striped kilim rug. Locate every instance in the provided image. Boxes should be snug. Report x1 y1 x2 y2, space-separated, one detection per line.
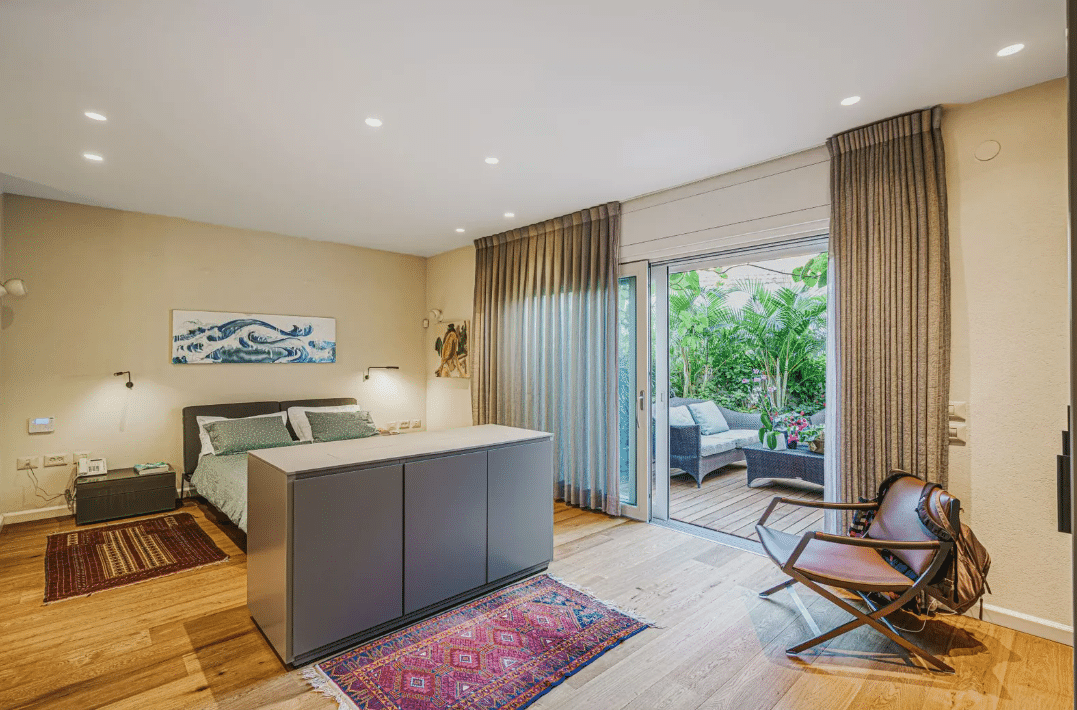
306 574 652 710
43 513 228 603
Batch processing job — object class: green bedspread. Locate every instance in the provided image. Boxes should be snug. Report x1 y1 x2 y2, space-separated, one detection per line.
191 453 249 532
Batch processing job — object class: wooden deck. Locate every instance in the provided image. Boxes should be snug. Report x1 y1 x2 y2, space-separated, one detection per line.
670 463 824 541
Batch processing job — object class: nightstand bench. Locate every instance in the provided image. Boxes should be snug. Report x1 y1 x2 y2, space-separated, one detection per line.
75 467 178 525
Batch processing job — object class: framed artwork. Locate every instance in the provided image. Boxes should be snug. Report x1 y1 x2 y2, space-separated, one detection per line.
434 320 469 378
172 310 336 364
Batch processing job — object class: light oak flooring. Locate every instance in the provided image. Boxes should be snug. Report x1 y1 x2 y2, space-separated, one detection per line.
0 499 1070 710
670 464 825 542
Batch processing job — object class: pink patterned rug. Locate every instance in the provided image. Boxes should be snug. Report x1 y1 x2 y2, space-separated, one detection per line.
305 575 651 709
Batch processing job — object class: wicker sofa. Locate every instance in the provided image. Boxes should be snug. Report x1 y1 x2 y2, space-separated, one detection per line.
668 397 824 488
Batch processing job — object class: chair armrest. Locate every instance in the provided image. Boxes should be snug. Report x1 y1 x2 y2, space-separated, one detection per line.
668 424 701 456
757 497 878 527
783 530 941 575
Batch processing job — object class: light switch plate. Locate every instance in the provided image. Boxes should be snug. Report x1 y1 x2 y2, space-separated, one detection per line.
411 419 421 429
44 453 72 467
16 456 43 470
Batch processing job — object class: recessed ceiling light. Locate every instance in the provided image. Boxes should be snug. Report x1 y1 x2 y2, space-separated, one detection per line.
84 111 107 121
485 157 499 165
997 43 1025 57
840 96 861 106
365 117 383 127
455 228 465 233
83 152 103 162
504 212 515 218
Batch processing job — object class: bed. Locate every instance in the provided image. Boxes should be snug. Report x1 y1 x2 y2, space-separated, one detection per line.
182 398 358 533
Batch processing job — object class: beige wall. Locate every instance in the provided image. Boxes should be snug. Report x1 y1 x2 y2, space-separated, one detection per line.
0 195 427 515
425 245 475 430
945 78 1071 628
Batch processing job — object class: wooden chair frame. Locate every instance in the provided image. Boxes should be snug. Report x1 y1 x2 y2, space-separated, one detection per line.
756 496 957 674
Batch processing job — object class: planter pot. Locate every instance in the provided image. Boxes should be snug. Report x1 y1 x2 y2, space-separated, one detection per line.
786 440 798 450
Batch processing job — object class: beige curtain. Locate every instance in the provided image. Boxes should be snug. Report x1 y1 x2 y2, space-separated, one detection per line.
828 106 950 508
472 203 621 513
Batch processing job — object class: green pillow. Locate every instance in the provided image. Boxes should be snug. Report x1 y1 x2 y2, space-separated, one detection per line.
205 416 295 456
687 401 730 435
307 410 378 443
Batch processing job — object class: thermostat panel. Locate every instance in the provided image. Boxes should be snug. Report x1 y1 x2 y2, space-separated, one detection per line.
28 417 55 434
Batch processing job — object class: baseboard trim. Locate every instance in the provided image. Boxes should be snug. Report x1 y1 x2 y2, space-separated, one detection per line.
975 603 1073 646
1 504 71 527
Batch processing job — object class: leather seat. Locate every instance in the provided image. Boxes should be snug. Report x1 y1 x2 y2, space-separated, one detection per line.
758 526 914 592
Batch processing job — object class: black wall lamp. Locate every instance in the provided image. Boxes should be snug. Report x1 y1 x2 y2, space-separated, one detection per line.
364 366 399 380
114 371 134 388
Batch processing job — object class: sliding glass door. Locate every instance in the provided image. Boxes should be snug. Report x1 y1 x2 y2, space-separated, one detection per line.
651 238 831 540
617 262 649 521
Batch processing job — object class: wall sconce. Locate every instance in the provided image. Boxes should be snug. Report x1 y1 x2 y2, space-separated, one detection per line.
364 366 399 381
114 371 134 389
0 278 28 298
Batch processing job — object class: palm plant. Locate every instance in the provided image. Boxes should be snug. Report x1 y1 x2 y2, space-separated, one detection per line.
732 279 826 413
668 270 742 399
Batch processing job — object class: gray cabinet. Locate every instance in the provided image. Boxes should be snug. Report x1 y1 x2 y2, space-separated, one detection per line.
292 465 403 657
246 425 553 666
488 441 554 582
404 452 488 614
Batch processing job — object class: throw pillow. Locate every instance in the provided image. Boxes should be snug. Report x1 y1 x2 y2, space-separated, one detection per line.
196 411 288 458
307 411 378 443
669 406 696 427
287 404 364 443
687 401 730 435
205 415 295 456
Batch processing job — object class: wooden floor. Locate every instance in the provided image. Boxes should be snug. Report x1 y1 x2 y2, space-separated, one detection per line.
670 463 825 541
0 500 1070 710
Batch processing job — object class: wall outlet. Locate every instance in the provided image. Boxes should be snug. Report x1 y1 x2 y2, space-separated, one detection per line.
398 420 411 430
16 456 43 471
74 450 91 462
411 419 421 429
44 453 72 467
387 421 399 431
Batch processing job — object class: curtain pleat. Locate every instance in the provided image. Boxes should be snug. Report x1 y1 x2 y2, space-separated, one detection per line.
472 203 621 514
828 106 951 510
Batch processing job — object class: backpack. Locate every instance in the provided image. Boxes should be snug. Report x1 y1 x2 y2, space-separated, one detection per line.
850 472 992 617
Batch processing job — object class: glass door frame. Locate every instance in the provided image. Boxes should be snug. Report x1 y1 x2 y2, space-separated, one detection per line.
618 261 650 521
650 236 830 527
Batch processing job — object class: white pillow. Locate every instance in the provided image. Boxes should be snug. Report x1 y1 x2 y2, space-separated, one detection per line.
288 404 365 443
196 411 289 458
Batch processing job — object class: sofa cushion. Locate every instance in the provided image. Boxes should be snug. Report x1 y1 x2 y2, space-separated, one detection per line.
669 405 696 427
688 401 730 435
700 430 758 457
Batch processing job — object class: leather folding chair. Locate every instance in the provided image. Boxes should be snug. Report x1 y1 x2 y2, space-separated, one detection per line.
755 473 958 673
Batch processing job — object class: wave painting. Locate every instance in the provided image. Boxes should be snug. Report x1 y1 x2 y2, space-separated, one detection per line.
172 310 336 364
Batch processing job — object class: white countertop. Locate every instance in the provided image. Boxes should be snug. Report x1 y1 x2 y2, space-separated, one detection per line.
250 424 552 474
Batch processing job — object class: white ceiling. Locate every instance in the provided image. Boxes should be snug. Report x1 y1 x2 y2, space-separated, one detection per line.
0 0 1066 257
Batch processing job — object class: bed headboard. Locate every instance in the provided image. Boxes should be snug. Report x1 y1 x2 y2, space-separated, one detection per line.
181 397 357 475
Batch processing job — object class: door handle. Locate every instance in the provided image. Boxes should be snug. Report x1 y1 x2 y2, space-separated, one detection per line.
638 390 645 411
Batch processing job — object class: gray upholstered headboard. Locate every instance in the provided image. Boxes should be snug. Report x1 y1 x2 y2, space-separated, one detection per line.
182 397 357 475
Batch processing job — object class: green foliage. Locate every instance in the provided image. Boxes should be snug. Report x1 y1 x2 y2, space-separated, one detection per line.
668 254 827 416
791 252 828 287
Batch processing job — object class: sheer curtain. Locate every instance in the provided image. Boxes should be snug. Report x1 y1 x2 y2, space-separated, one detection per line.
472 203 621 514
828 106 951 513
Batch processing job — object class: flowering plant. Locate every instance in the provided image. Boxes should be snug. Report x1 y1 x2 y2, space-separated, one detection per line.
758 410 810 449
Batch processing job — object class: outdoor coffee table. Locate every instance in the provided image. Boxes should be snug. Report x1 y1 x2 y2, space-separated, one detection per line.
743 443 824 488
